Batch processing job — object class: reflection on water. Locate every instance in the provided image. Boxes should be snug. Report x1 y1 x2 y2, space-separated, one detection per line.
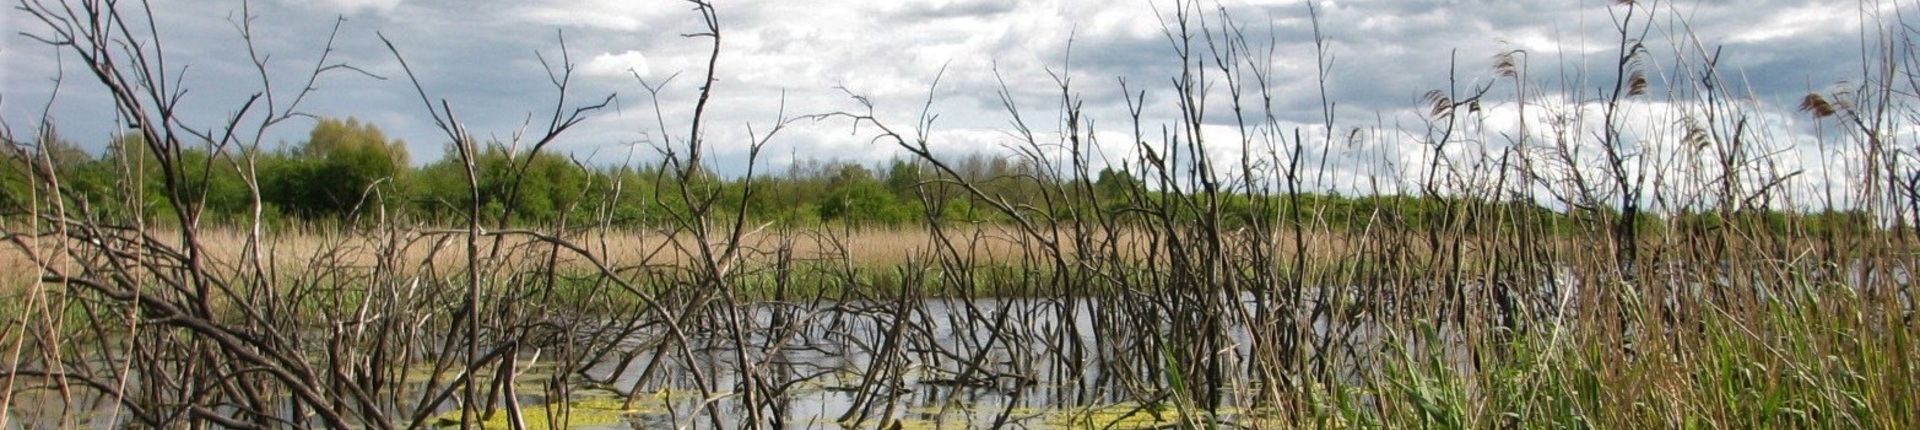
560 294 1377 429
9 274 1594 429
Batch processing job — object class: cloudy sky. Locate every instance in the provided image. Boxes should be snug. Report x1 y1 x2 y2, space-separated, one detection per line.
0 0 1896 200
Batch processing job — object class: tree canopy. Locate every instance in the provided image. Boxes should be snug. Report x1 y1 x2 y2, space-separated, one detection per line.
266 117 409 219
0 116 1699 234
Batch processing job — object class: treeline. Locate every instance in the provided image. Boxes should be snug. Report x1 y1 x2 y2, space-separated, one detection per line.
0 117 1875 235
0 117 1001 227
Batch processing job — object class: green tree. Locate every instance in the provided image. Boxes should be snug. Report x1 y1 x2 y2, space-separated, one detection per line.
92 133 173 219
816 163 911 224
412 143 595 225
0 128 96 215
885 158 925 201
267 117 409 219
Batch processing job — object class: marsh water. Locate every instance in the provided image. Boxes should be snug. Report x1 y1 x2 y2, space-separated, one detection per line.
8 289 1435 429
566 296 1291 429
520 286 1483 429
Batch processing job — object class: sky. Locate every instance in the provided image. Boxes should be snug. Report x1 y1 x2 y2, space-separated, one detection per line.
0 0 1900 203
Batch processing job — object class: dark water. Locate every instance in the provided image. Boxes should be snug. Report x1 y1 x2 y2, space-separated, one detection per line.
7 279 1591 429
562 294 1378 429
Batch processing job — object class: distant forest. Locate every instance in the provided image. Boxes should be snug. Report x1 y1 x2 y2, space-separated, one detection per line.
0 116 1872 236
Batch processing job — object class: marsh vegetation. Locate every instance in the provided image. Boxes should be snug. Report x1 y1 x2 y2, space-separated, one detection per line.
3 0 1918 428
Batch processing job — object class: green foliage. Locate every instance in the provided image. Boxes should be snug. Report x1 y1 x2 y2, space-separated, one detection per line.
4 124 1592 230
1672 209 1875 237
0 131 81 215
177 149 253 224
77 133 252 224
266 117 409 220
412 143 597 225
816 163 913 225
0 118 1879 235
94 133 176 220
599 166 668 224
1094 167 1141 204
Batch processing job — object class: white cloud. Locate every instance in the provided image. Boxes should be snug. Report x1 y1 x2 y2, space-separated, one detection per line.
582 50 650 79
287 0 402 14
509 0 674 31
1728 4 1856 44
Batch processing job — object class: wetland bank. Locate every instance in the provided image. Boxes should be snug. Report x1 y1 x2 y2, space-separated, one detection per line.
4 0 1920 428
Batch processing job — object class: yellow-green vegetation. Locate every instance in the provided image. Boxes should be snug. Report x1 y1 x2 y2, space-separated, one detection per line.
1043 402 1186 429
1037 403 1282 429
429 396 635 429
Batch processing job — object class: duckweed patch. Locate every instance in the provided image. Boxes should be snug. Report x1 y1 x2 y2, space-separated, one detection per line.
1045 402 1188 429
1037 403 1290 429
430 396 634 429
